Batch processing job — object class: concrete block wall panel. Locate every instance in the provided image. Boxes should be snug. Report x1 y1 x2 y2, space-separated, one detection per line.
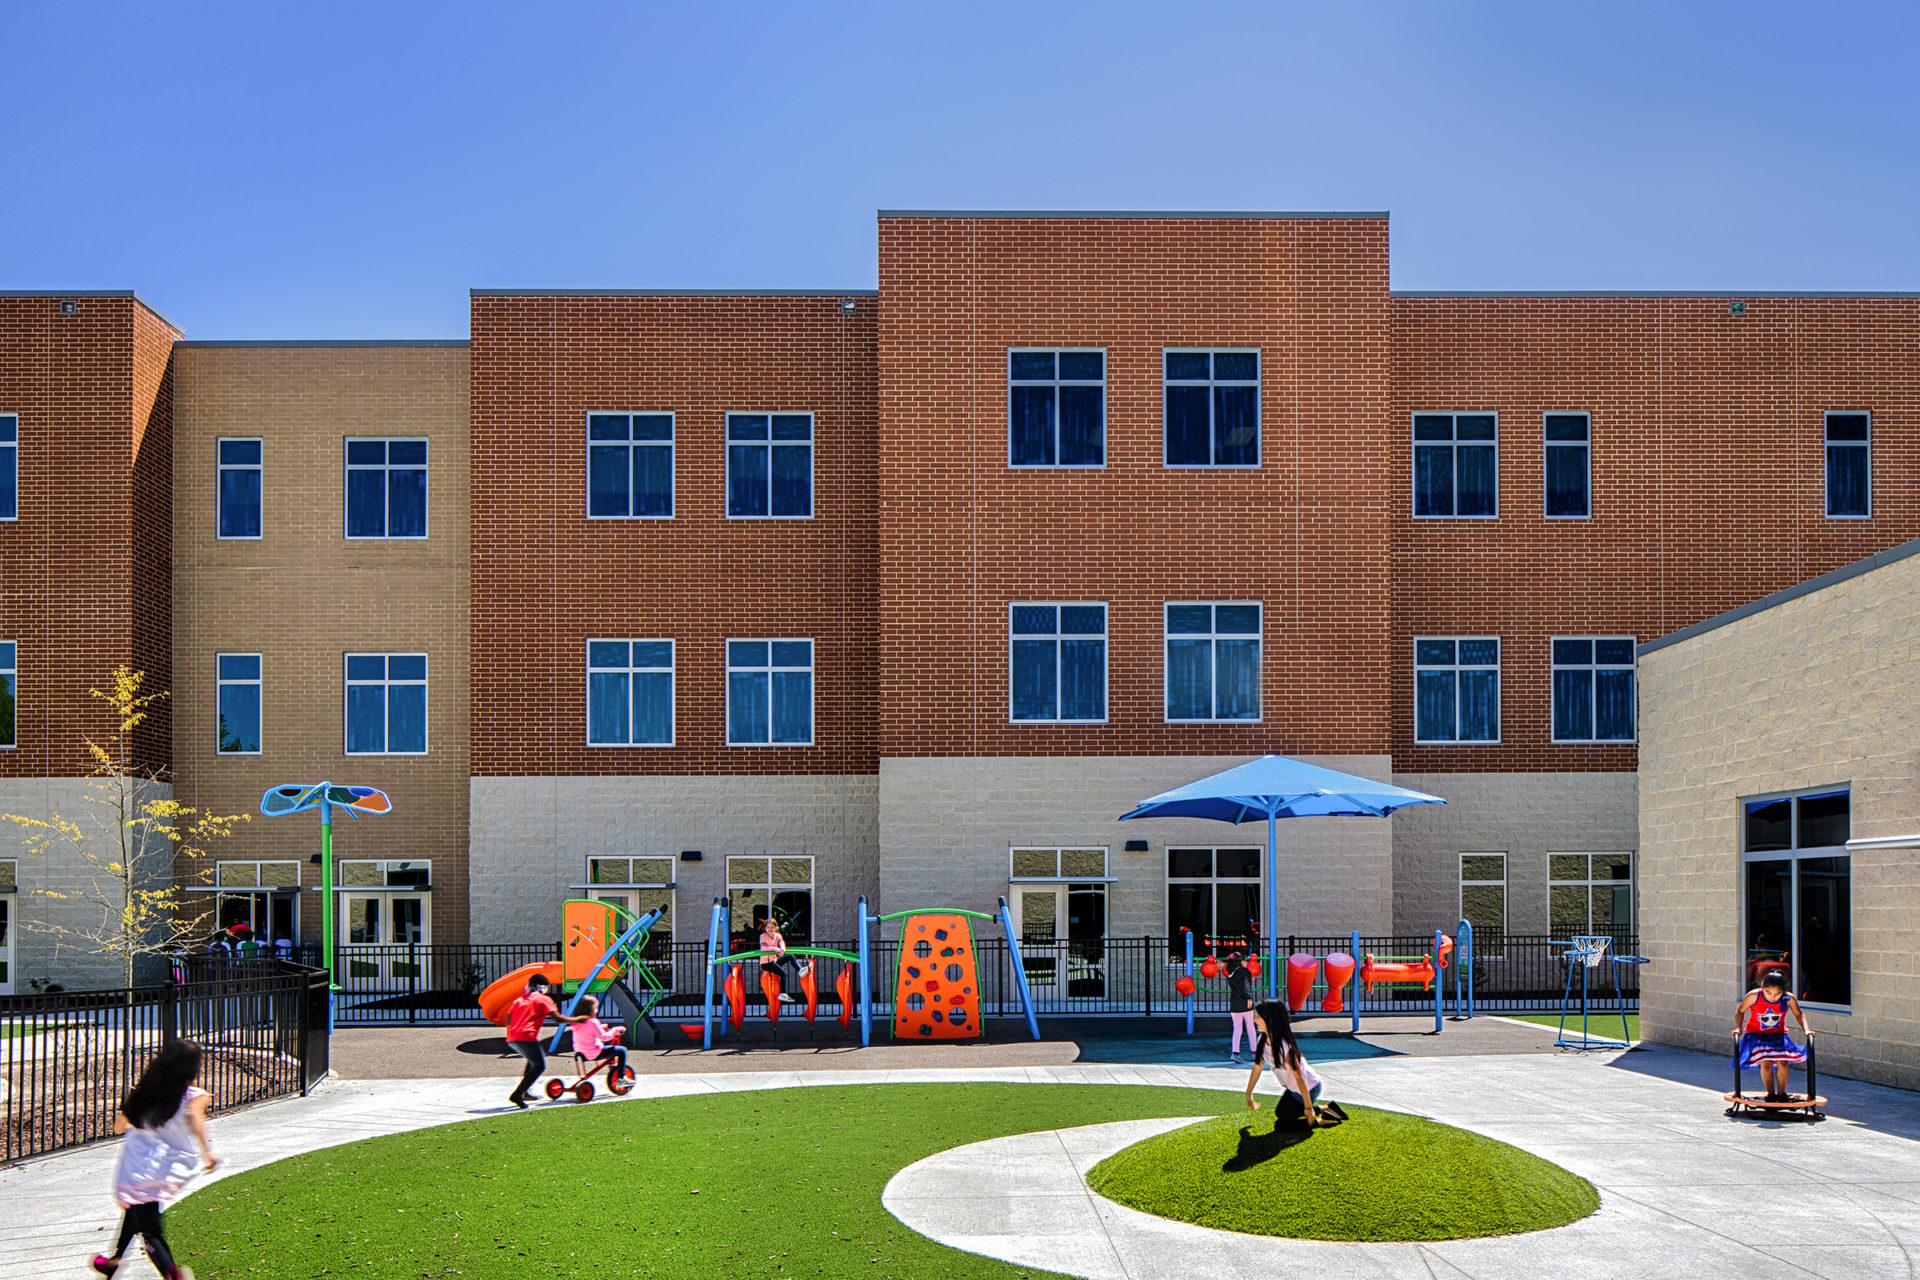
468 774 879 945
877 755 1394 937
170 345 472 946
1638 548 1920 1090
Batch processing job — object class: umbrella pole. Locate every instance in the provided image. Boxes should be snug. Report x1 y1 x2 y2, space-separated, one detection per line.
1266 811 1279 998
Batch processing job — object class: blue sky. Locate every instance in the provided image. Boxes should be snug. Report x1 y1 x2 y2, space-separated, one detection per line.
2 3 1914 338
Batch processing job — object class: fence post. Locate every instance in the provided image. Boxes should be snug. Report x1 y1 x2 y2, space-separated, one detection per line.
408 941 418 1027
161 978 178 1046
1141 937 1151 1016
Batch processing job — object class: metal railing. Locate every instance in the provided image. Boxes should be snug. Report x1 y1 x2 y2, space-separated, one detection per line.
1 964 327 1164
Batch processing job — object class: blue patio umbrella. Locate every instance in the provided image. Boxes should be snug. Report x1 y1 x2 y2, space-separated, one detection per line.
1119 755 1445 994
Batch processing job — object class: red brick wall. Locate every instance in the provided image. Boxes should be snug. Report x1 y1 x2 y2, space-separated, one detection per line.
130 302 178 773
468 294 878 776
876 215 1394 759
1392 295 1920 772
0 294 176 778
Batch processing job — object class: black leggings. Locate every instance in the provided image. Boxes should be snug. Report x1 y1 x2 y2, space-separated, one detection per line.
113 1201 177 1275
508 1039 545 1100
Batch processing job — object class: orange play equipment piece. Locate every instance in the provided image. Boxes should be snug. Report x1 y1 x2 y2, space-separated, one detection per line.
1244 956 1262 979
759 967 783 1023
1360 937 1452 994
724 963 746 1030
1285 953 1319 1012
562 899 626 986
893 913 980 1040
834 964 855 1029
800 963 819 1025
479 962 564 1025
1321 952 1355 1012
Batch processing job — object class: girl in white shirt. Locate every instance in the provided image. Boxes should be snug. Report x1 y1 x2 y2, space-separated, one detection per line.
1243 1001 1345 1127
92 1038 220 1278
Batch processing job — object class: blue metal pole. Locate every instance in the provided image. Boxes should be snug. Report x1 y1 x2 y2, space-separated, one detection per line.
1184 928 1194 1036
701 897 723 1050
1433 928 1443 1034
999 896 1040 1041
857 896 871 1048
1265 812 1279 998
1350 929 1361 1035
1457 918 1474 1020
319 786 335 1036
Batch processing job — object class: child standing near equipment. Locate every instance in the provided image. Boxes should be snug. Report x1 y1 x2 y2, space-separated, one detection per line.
1733 969 1814 1102
1225 954 1258 1064
570 995 628 1072
504 974 586 1109
1244 1001 1345 1128
91 1039 219 1279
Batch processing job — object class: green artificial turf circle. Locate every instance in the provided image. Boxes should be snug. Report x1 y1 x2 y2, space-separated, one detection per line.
1087 1105 1599 1242
168 1082 1239 1279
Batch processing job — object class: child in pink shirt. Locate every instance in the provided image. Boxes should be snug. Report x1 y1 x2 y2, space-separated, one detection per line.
570 995 627 1071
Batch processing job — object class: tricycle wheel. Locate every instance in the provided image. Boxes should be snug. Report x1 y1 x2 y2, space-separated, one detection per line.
608 1066 635 1095
576 1081 595 1103
544 1078 565 1100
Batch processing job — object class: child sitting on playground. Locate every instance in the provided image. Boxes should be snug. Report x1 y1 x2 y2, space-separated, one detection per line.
1734 969 1814 1102
758 913 800 1004
1244 1000 1346 1128
570 995 627 1071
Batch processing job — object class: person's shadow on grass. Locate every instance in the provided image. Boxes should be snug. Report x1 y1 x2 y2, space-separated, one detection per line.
1223 1124 1314 1172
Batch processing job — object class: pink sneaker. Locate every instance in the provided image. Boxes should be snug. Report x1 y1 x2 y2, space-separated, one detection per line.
88 1257 119 1277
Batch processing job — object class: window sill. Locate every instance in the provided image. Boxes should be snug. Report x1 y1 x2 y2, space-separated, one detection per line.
1825 515 1872 522
567 882 676 891
1009 720 1110 727
215 751 264 758
1009 876 1119 884
1543 514 1592 521
1412 739 1502 746
1412 514 1501 521
586 741 676 748
344 535 431 541
725 514 815 522
1165 718 1264 726
1009 463 1107 471
586 514 676 521
1162 464 1262 471
215 534 264 541
345 752 429 758
726 742 816 748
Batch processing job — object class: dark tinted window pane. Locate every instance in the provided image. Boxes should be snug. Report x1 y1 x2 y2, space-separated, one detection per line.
588 414 628 441
345 685 385 753
0 416 18 442
1416 670 1455 740
219 469 261 537
770 670 811 742
1554 668 1592 740
1825 413 1869 442
634 670 672 744
1060 638 1105 719
771 415 811 441
218 653 260 680
1167 883 1210 951
728 671 768 743
1059 605 1105 634
727 415 768 441
770 640 811 667
1455 414 1497 441
632 445 672 516
1827 447 1869 517
1009 385 1056 466
1215 605 1259 634
346 470 385 536
728 640 769 667
1213 351 1257 380
1166 604 1211 634
1456 444 1497 515
728 444 768 516
0 670 13 747
588 641 628 668
1057 385 1103 465
1744 799 1792 852
1413 415 1453 441
217 681 260 753
1594 669 1635 740
770 444 810 516
346 654 385 681
387 655 426 681
1544 414 1589 442
1797 856 1850 1004
1458 639 1498 665
1216 848 1260 877
1165 386 1210 464
346 440 385 465
1413 445 1453 515
1011 606 1056 635
1058 351 1103 380
1545 445 1588 517
1459 669 1499 740
387 439 427 466
588 445 630 516
1166 637 1210 719
1416 639 1455 665
1797 791 1849 847
388 469 427 536
1215 386 1259 465
1010 351 1055 380
587 670 629 744
219 438 262 465
1010 639 1056 719
0 445 13 520
1595 638 1635 665
1745 858 1791 985
1554 639 1593 665
1165 351 1210 380
631 415 672 442
388 685 426 752
1168 848 1212 878
630 641 672 668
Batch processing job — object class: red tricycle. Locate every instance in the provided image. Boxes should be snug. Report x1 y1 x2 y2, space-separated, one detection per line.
543 1026 636 1103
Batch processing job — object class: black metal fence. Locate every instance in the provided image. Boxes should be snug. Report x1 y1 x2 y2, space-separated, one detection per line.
1 964 328 1164
262 931 1636 1031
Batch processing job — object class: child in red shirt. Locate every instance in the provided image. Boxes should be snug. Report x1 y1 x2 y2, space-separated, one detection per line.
504 974 585 1109
1733 969 1814 1102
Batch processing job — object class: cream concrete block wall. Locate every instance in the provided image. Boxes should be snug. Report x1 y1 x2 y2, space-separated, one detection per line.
469 775 880 945
0 778 174 991
1640 551 1920 1091
877 756 1395 937
1389 772 1639 935
171 345 471 946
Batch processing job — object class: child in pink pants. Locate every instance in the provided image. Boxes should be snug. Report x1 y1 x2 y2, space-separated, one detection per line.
1225 954 1258 1063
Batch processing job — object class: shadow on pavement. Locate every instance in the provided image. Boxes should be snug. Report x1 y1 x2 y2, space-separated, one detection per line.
1604 1042 1920 1142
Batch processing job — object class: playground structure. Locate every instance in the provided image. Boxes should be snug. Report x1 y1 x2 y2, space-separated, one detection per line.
1725 1035 1826 1122
1550 935 1648 1050
478 899 672 1048
1177 928 1463 1035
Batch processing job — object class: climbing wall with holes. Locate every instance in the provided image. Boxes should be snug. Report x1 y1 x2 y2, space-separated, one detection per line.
892 914 981 1040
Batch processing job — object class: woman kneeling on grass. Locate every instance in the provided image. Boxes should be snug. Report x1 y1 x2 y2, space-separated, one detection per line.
1243 1001 1347 1128
92 1038 220 1279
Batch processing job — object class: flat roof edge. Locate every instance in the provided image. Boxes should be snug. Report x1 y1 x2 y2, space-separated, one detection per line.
0 291 182 332
1394 290 1920 299
1640 533 1920 658
471 288 879 298
174 339 469 349
879 209 1388 220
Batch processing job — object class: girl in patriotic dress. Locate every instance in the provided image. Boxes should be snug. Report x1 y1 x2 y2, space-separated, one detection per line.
1733 969 1814 1102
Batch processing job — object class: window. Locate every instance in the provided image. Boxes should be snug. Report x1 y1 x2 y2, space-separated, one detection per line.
1550 853 1634 940
1164 350 1259 467
1165 603 1261 722
726 640 812 745
587 640 673 746
1166 847 1261 958
217 437 262 538
1009 848 1110 880
217 860 300 889
0 412 15 521
1743 789 1851 1008
1458 853 1506 956
1825 412 1870 519
345 438 427 539
1009 604 1107 723
216 653 261 755
1414 638 1500 743
344 653 427 755
726 856 814 947
588 413 674 519
1552 637 1636 742
210 861 300 948
0 641 13 750
726 413 812 518
0 858 13 993
581 857 675 951
1543 413 1589 519
1413 413 1498 518
1008 350 1105 467
340 859 431 889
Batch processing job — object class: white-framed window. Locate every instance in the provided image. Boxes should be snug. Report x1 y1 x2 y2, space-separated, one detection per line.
1009 603 1107 723
587 412 674 519
726 413 813 519
337 860 432 969
581 857 676 948
344 653 427 755
1009 848 1112 880
0 640 14 750
0 412 15 521
1165 846 1261 958
217 437 262 539
587 640 673 746
1414 637 1499 743
1163 349 1259 467
726 855 815 946
340 859 431 889
726 639 813 745
216 860 300 890
1825 412 1870 520
1549 852 1633 941
216 653 262 755
1165 602 1261 722
1742 789 1850 1009
1543 413 1589 519
1458 853 1506 956
345 437 428 539
1008 349 1105 468
1551 637 1636 743
1413 413 1498 518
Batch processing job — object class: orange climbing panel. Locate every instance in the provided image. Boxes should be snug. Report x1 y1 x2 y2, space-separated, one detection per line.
893 914 981 1040
563 899 625 986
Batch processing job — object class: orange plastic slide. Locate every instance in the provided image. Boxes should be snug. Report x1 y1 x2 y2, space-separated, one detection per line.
478 963 564 1025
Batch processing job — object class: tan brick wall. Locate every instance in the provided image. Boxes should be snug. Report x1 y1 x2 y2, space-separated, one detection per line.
1639 551 1920 1089
171 345 472 946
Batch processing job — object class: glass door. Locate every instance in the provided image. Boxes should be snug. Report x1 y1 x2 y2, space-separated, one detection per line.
339 892 432 989
0 895 11 995
1014 886 1066 1003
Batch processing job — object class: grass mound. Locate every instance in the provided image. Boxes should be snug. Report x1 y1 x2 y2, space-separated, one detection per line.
1087 1106 1598 1241
169 1082 1234 1279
